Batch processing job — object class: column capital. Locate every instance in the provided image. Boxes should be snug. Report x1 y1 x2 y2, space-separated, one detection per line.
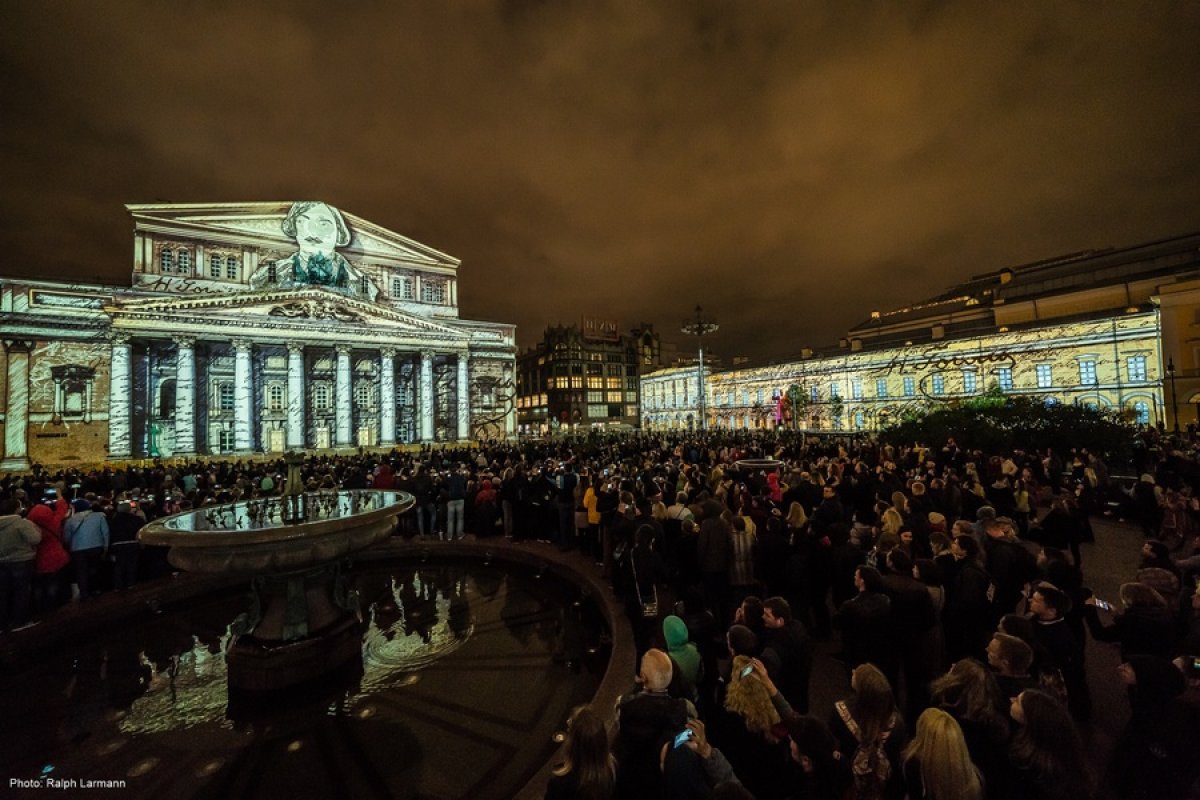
335 344 353 356
231 338 253 353
287 342 306 356
2 339 35 354
172 335 197 349
107 332 131 347
380 347 398 359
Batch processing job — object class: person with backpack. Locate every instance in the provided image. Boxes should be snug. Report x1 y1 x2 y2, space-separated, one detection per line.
828 663 908 800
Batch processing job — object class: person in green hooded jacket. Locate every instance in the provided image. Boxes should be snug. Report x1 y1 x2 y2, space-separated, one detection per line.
663 614 702 695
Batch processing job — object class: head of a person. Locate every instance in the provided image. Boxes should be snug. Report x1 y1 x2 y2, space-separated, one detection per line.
724 655 781 733
663 615 691 650
855 566 884 594
913 558 944 587
1008 689 1089 793
976 506 997 522
739 596 764 628
0 497 22 516
635 524 656 550
726 625 758 659
552 705 613 786
1029 583 1069 620
930 658 1004 724
639 649 673 691
886 550 913 575
762 597 792 629
283 200 350 254
1140 539 1171 566
1118 581 1167 610
987 633 1034 678
850 663 896 740
929 531 951 555
951 534 979 562
783 715 839 775
901 708 980 800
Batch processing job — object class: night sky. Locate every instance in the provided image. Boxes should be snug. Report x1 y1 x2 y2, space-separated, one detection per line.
2 2 1198 362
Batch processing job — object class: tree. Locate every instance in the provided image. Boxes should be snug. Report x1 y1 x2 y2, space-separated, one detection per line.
878 392 1137 466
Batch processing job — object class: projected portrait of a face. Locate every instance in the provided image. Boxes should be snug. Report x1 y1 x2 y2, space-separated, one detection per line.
248 201 379 301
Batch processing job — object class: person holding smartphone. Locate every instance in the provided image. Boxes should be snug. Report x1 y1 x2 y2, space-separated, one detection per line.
1083 582 1177 661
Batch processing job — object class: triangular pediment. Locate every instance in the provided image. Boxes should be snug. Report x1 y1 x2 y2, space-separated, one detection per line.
126 202 460 269
108 287 467 336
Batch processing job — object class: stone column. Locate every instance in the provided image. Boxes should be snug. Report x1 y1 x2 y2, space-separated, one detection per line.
286 343 306 449
419 351 434 442
456 353 470 440
107 333 133 459
1 340 34 471
379 347 397 446
173 336 196 456
233 338 254 452
335 344 352 447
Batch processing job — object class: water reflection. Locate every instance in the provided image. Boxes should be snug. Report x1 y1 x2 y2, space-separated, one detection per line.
161 490 410 533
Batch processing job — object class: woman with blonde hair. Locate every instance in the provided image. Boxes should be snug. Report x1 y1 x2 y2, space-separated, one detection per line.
901 708 983 800
879 507 904 537
785 501 808 535
545 705 614 800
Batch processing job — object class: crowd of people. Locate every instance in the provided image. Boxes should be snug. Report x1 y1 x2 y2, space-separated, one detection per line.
2 429 1200 799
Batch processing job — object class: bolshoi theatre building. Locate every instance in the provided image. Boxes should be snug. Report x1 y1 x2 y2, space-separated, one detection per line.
0 202 517 470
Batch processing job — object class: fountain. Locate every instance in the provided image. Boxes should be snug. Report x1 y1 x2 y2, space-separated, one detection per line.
138 451 414 692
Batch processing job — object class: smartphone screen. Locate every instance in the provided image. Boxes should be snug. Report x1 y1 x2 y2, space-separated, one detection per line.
1095 599 1112 611
739 664 754 679
673 728 693 749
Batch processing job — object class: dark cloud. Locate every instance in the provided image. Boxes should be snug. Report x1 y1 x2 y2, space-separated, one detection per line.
1 1 1197 362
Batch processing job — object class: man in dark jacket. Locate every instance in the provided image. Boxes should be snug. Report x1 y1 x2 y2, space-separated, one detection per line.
760 596 814 714
833 566 893 678
983 516 1038 622
697 513 732 624
108 500 144 591
944 534 993 661
613 648 690 800
880 549 936 718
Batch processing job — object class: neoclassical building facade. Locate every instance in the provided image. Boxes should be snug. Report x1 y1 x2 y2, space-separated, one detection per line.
643 232 1200 433
0 202 516 470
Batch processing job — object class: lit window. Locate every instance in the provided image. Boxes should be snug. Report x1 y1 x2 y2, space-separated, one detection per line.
209 253 222 278
854 411 865 430
810 386 819 403
607 391 622 403
997 367 1013 392
830 382 840 399
160 248 174 273
1078 360 1097 385
756 389 764 405
741 391 749 405
876 379 888 398
266 384 285 411
1132 401 1149 425
226 255 239 280
851 379 863 400
1036 364 1053 389
931 374 945 395
1127 355 1147 382
217 383 235 412
392 276 415 300
902 377 915 397
177 249 191 275
962 369 977 394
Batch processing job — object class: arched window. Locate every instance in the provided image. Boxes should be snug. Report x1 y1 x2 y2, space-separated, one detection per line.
266 384 285 411
158 379 176 418
226 255 240 280
160 248 174 273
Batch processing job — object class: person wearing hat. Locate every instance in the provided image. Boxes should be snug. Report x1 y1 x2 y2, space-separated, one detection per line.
63 498 109 601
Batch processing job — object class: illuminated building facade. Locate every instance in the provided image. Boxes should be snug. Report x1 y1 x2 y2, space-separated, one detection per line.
644 232 1200 432
516 321 659 434
640 365 712 431
0 202 516 470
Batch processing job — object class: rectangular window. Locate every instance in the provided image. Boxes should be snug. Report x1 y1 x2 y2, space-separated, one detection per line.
218 382 235 412
1036 364 1053 389
421 279 446 304
851 379 863 400
225 255 239 281
392 275 415 300
756 389 764 405
830 382 840 399
209 254 222 278
587 404 606 418
810 386 819 403
997 367 1014 392
931 374 945 395
1127 355 1147 382
1079 359 1097 385
962 369 977 394
903 376 915 397
876 378 888 398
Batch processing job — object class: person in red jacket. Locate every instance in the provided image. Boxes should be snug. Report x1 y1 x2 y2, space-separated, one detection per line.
27 486 70 613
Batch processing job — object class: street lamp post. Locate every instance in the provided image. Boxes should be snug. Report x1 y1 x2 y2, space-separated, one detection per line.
1167 356 1179 433
682 305 718 431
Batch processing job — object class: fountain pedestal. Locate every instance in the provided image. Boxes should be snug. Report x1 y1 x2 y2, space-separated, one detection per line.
140 488 414 692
